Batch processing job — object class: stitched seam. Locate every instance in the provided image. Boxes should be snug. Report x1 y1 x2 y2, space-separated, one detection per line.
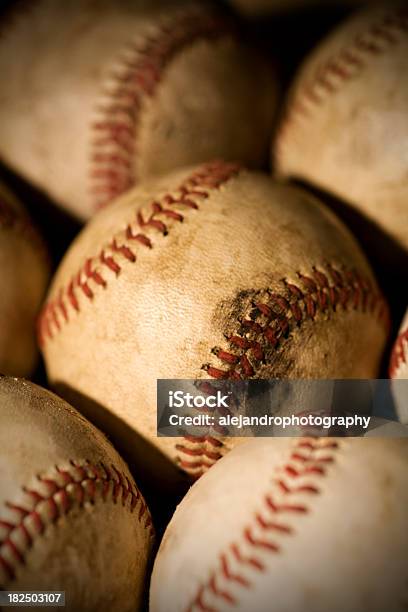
90 5 234 211
185 438 339 612
177 267 388 477
201 264 389 381
38 161 241 346
39 159 388 479
390 326 408 377
175 436 225 479
0 459 154 586
275 6 408 162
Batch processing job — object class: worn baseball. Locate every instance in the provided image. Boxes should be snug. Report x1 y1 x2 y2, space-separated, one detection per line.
0 376 154 610
38 161 388 482
0 182 49 376
274 2 408 260
390 309 408 424
150 437 408 612
0 0 277 220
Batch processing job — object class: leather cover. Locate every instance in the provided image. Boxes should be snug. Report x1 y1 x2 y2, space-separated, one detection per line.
39 162 388 483
0 376 154 611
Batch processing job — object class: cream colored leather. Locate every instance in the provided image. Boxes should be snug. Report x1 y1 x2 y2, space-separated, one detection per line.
0 0 277 220
150 437 408 612
0 376 154 611
39 162 388 484
274 2 408 260
0 182 49 376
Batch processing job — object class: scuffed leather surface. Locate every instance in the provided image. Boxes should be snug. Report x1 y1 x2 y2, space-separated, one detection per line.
0 0 277 219
0 376 154 611
40 164 388 482
275 2 408 256
150 438 408 612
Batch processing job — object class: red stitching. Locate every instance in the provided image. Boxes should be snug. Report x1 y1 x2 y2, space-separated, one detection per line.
175 435 227 478
201 265 388 381
186 439 339 612
38 161 241 346
0 460 153 586
176 264 386 478
39 159 387 480
275 6 408 163
174 444 223 461
90 5 235 210
390 323 408 378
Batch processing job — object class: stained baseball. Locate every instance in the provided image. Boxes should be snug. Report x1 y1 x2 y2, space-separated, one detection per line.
38 161 388 482
0 182 49 376
390 308 408 424
150 437 408 612
0 0 277 220
274 2 408 260
0 376 154 611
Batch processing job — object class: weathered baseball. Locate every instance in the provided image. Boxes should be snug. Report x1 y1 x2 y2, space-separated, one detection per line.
0 0 277 220
274 2 408 259
0 182 49 376
390 309 408 423
38 161 388 482
150 437 408 612
0 376 154 611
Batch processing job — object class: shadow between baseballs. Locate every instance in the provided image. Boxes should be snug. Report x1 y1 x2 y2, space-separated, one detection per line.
53 382 191 537
290 178 408 320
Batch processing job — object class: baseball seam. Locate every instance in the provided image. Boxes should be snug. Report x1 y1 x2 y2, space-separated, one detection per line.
202 264 388 381
185 438 340 612
176 264 387 478
275 5 408 164
38 161 242 346
39 161 388 355
0 459 153 586
90 4 234 210
175 436 225 478
38 160 388 479
390 325 408 378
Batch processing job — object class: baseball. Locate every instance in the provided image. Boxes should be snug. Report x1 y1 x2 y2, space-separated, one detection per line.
150 437 408 612
0 376 154 611
0 181 49 376
390 308 408 423
0 0 277 220
38 161 388 481
274 2 408 262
